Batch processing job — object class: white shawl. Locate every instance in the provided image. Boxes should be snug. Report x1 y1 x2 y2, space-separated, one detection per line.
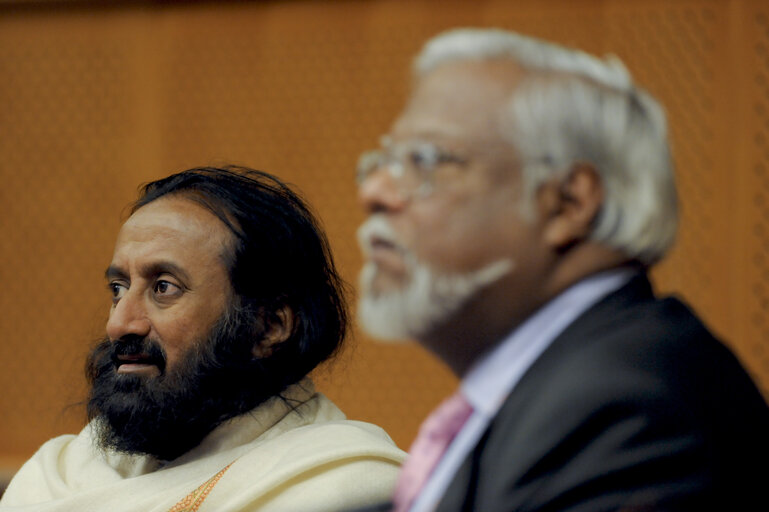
0 380 404 511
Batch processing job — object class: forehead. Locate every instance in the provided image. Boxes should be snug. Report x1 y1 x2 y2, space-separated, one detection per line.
113 196 232 271
391 59 525 143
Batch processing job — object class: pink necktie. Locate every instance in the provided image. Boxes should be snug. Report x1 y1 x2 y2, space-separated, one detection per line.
392 392 474 512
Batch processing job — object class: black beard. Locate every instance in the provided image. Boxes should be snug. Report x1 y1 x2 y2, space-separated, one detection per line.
85 307 279 461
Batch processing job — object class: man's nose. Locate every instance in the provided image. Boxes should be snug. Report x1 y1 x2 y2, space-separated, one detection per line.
106 292 151 341
358 167 409 214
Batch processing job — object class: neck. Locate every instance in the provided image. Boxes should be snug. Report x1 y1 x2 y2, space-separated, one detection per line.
417 280 541 377
418 244 635 377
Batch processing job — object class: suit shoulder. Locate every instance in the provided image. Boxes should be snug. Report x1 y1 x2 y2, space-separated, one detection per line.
474 293 769 510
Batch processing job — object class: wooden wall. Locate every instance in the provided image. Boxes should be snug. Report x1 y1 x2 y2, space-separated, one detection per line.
1 0 768 474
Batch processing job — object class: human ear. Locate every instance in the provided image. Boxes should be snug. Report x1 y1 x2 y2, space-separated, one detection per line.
538 162 603 250
252 305 294 358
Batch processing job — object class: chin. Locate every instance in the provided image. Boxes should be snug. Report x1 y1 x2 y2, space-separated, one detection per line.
361 262 411 295
358 258 515 342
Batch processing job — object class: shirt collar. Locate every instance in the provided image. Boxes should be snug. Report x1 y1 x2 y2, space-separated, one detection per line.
461 268 638 416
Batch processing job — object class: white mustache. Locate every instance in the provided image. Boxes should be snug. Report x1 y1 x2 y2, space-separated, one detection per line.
357 215 407 258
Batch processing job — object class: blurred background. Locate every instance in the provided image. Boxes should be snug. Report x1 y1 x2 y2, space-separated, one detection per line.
1 0 768 487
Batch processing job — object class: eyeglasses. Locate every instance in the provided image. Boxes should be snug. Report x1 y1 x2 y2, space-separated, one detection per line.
356 137 468 198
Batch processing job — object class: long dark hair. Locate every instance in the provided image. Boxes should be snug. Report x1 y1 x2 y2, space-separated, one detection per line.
132 166 349 396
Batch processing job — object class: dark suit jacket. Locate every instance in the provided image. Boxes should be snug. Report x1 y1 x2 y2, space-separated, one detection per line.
433 274 769 511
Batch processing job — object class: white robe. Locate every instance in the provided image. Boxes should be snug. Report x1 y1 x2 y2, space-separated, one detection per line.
0 380 405 511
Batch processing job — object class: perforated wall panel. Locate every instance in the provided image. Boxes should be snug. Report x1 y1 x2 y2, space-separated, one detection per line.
740 1 769 395
0 0 767 470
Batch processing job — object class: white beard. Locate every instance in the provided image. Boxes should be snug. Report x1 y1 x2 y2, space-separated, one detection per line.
357 218 513 341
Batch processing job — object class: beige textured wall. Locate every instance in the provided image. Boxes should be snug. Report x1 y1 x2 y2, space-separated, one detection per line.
1 0 767 473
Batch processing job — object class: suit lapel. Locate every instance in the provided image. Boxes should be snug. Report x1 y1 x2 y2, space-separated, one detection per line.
434 273 655 511
435 428 490 512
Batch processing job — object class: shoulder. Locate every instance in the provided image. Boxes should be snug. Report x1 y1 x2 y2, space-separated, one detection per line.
1 430 92 506
216 397 405 511
214 389 405 486
504 291 768 448
247 391 405 464
471 291 769 510
264 415 407 462
528 285 760 409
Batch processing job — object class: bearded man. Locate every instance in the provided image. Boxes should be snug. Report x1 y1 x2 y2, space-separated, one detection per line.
0 167 404 512
355 29 769 511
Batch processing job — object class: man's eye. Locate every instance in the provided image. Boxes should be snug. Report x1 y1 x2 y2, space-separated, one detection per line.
409 146 439 171
108 282 127 303
153 280 181 297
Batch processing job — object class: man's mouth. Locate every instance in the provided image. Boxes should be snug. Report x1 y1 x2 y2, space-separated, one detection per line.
366 235 409 272
370 235 398 253
115 353 163 378
357 216 414 278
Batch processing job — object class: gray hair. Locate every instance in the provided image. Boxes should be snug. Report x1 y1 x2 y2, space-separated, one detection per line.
415 28 678 265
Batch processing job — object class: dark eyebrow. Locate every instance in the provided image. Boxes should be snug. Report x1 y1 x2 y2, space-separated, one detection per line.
141 261 192 284
104 261 192 284
105 265 127 280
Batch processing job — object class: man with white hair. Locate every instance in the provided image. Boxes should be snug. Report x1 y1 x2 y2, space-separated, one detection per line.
355 28 769 511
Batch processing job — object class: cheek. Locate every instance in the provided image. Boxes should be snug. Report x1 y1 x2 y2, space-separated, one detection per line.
410 199 522 272
154 312 211 369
